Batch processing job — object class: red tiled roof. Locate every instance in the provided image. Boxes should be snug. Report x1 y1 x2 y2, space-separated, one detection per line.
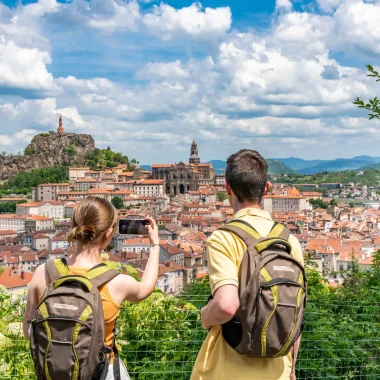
0 268 33 289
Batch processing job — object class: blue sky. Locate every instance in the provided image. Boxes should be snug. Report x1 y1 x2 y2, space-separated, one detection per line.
1 0 380 164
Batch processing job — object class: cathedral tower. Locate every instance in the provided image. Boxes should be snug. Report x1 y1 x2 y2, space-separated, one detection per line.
57 116 64 134
189 140 200 164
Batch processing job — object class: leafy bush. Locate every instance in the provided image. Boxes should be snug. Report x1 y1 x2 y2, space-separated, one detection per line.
1 166 68 194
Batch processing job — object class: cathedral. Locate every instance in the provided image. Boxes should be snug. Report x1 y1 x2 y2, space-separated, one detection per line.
152 141 215 196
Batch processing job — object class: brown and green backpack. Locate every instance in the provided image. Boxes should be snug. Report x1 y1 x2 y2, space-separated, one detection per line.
218 219 307 358
28 258 122 380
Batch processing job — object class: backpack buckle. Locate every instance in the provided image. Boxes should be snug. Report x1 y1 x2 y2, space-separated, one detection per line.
101 346 112 355
113 328 119 337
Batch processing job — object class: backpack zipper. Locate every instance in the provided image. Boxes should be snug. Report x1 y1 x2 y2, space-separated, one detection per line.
260 285 278 356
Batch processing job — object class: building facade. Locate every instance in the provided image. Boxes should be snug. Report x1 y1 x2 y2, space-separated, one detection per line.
152 141 215 196
261 196 312 213
32 183 71 202
67 167 90 181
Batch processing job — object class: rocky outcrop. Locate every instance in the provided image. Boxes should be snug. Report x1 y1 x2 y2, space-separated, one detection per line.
0 133 95 182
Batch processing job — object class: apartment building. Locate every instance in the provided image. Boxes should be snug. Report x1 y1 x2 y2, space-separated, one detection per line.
159 242 184 266
32 234 50 251
17 201 65 219
84 170 103 179
32 183 71 202
121 237 150 253
67 167 90 181
74 179 99 191
156 262 185 295
25 215 54 233
132 180 165 197
50 235 69 250
215 175 225 186
0 214 28 232
0 230 18 239
262 196 312 213
19 253 39 272
16 202 40 215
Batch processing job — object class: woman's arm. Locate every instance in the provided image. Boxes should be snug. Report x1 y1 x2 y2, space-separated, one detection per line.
109 217 160 303
23 264 45 340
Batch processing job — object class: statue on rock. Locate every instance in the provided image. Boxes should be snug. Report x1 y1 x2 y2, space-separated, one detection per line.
57 116 64 134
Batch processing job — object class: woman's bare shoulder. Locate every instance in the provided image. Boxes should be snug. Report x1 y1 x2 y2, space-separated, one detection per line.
107 273 140 304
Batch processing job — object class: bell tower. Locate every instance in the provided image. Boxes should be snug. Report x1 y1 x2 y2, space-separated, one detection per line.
189 140 200 164
57 116 64 134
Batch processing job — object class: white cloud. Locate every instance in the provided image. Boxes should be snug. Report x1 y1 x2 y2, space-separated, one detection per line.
136 61 189 80
142 2 231 41
2 0 380 161
0 40 57 96
87 0 140 31
275 0 293 11
333 0 380 55
316 0 343 13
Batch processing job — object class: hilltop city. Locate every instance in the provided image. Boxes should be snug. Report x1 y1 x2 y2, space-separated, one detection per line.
0 119 379 294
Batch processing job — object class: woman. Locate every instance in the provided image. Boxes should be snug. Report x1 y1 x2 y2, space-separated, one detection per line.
23 196 160 379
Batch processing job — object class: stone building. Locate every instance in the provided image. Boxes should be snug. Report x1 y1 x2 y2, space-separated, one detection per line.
152 141 215 196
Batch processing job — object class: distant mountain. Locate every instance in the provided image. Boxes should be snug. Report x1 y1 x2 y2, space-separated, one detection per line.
266 159 298 175
207 160 296 176
141 165 152 171
275 155 380 174
359 162 380 170
275 157 327 171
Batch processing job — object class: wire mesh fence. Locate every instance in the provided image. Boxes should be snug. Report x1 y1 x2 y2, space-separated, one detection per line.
0 292 379 379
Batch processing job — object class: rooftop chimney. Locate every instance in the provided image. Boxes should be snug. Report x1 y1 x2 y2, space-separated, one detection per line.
21 270 25 280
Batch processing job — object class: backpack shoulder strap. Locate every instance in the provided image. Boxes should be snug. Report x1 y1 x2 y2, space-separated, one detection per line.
85 263 121 288
268 222 291 240
45 258 70 282
219 219 262 246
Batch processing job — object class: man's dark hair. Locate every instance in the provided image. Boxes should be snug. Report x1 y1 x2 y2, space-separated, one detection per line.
225 149 268 203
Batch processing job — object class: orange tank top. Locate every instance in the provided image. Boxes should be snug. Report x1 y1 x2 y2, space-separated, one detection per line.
68 267 121 349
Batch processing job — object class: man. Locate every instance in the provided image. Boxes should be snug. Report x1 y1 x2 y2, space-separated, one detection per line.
191 149 304 380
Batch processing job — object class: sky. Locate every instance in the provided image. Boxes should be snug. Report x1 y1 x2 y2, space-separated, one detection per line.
1 0 380 165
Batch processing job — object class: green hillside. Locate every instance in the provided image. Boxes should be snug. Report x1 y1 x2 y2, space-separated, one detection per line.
267 159 298 175
276 170 380 187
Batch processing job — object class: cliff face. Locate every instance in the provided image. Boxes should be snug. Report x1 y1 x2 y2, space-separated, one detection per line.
0 133 95 181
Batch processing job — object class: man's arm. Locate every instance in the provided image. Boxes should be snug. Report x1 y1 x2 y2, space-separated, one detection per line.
290 335 301 380
201 284 239 329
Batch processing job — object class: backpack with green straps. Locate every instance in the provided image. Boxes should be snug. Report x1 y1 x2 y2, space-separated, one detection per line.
218 219 307 357
29 258 122 380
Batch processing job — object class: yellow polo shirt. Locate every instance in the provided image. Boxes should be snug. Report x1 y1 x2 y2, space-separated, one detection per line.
191 208 304 380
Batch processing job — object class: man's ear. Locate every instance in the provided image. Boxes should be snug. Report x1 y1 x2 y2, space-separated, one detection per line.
225 181 232 195
263 181 272 196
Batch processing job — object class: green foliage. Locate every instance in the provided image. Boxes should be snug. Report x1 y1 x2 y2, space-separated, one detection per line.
330 198 338 206
111 196 124 209
64 144 76 157
354 65 380 120
85 148 130 170
309 198 328 209
1 166 68 193
0 254 379 379
23 146 36 156
0 201 27 213
217 191 228 202
119 293 204 379
275 169 380 187
267 159 298 175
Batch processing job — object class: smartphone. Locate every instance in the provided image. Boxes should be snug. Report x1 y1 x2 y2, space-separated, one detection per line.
118 219 149 235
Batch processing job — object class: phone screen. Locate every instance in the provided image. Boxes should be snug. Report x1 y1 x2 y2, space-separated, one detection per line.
119 219 149 235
